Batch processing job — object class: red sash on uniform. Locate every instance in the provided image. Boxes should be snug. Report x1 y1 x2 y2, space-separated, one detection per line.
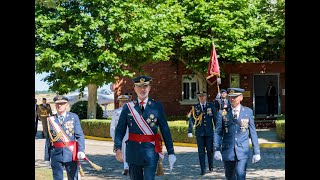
127 102 164 159
48 116 79 161
128 133 162 153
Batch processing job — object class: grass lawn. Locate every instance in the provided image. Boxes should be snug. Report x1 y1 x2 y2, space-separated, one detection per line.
35 167 67 180
35 167 53 180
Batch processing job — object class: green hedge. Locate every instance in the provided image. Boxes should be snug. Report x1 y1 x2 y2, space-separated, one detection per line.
166 116 188 121
80 120 197 143
275 120 285 142
167 121 196 144
81 119 111 138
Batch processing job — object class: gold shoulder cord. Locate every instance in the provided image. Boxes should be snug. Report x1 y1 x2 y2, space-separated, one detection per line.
47 116 63 143
192 106 203 127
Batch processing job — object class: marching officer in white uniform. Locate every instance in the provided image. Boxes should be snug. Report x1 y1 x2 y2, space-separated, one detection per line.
110 94 130 175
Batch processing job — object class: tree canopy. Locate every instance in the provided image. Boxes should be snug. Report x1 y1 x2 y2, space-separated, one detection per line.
35 0 284 93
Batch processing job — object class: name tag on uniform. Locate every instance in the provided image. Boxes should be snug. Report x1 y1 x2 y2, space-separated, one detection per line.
128 113 133 116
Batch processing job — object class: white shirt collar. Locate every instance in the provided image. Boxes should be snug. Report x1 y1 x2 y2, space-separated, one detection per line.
200 102 206 106
138 98 148 107
231 104 241 112
57 111 67 118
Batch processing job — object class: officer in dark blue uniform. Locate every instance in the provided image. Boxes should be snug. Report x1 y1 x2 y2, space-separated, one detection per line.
214 89 231 112
44 95 86 180
214 88 261 180
114 75 177 180
187 91 217 175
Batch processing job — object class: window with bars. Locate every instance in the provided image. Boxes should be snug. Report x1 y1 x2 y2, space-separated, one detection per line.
182 75 198 101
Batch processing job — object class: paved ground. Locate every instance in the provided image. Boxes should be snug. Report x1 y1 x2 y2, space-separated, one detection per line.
35 122 285 180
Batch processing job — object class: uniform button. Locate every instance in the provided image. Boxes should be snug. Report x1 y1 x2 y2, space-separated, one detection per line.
139 142 141 144
235 138 237 141
236 131 237 133
204 124 206 126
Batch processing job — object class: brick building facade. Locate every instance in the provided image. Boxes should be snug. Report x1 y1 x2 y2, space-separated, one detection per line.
113 60 285 117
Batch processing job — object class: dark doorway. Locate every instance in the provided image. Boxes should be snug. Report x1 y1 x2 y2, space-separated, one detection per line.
253 74 279 117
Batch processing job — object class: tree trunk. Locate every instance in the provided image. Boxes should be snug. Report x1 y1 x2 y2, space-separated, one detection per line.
87 84 98 119
179 58 208 92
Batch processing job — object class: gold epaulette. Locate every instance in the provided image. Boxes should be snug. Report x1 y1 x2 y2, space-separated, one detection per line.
192 106 202 127
47 116 62 143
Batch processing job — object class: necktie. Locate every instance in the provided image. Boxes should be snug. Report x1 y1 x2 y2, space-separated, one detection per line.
140 102 145 113
58 115 64 125
233 109 238 119
223 99 227 108
202 104 205 111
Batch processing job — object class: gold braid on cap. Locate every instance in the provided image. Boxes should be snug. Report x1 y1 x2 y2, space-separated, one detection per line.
192 106 202 127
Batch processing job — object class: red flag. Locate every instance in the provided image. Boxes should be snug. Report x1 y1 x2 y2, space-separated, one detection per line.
206 42 220 86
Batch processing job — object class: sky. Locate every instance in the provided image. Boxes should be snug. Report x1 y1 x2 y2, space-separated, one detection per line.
35 72 111 92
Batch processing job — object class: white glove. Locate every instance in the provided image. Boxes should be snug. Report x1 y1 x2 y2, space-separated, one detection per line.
214 151 222 161
168 154 177 171
44 160 51 167
252 154 261 163
77 151 86 160
187 133 193 138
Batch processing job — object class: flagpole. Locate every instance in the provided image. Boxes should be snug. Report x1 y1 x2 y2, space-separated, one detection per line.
211 36 221 104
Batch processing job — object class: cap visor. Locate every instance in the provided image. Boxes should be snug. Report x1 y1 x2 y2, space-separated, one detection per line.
135 82 150 86
55 100 68 103
228 93 242 97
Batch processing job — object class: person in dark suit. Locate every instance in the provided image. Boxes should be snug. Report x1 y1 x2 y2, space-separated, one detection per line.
44 95 86 180
35 99 39 137
214 89 231 112
266 81 276 118
188 91 217 175
114 75 176 180
214 88 261 180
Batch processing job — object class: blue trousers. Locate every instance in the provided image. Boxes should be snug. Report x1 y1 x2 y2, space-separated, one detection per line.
196 135 213 173
223 158 248 180
128 151 159 180
51 159 78 180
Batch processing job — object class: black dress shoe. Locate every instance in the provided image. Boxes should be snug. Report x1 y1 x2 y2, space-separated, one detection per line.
200 171 205 175
209 168 213 171
122 169 129 175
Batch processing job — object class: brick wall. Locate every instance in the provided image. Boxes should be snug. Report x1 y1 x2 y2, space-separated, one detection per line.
114 61 285 116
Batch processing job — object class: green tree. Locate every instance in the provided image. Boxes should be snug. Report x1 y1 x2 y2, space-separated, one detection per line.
172 0 284 83
35 0 184 118
36 0 284 117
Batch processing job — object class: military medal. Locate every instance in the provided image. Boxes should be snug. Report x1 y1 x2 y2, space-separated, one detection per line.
207 108 212 115
223 116 228 133
240 118 249 133
146 118 151 123
150 122 155 127
222 109 227 116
